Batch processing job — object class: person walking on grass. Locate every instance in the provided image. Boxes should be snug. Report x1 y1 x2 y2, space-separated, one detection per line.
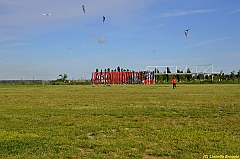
172 77 177 89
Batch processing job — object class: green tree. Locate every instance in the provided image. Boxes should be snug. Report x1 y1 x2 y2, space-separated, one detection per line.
197 74 204 81
237 69 240 80
59 74 68 82
205 75 210 80
230 71 236 80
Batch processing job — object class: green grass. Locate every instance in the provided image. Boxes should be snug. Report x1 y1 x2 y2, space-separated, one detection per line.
0 84 239 158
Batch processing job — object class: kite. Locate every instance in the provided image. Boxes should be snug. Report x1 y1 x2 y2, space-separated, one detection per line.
82 5 86 13
103 16 105 23
184 29 189 37
43 13 52 16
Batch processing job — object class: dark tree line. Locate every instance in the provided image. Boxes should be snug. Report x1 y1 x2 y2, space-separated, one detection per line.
95 66 132 74
155 69 240 83
95 66 240 84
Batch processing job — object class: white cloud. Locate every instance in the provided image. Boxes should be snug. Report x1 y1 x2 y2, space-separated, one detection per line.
98 37 106 44
228 8 240 14
159 9 216 18
182 36 237 49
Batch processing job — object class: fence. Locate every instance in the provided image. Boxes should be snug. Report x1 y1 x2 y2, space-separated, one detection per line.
92 71 155 85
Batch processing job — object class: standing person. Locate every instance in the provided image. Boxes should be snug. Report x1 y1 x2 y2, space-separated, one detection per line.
172 77 177 89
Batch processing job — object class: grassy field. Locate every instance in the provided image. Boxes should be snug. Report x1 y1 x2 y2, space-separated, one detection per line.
0 84 239 159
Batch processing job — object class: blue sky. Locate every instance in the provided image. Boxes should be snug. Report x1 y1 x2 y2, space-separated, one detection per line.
1 0 240 80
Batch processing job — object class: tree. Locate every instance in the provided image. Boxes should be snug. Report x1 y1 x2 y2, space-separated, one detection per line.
157 74 164 83
237 69 240 80
162 67 171 82
177 70 182 73
176 74 180 82
184 68 192 82
59 74 68 82
230 71 236 80
197 74 204 81
219 70 224 80
167 67 171 73
117 66 120 72
205 75 208 80
154 68 160 74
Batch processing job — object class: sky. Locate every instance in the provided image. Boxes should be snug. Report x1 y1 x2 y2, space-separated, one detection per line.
1 0 240 80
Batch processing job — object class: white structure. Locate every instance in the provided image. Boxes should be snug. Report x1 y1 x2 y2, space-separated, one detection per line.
145 64 220 81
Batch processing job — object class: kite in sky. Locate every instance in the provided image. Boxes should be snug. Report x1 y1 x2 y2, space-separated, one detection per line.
82 5 86 13
184 29 189 37
103 16 105 23
43 13 52 16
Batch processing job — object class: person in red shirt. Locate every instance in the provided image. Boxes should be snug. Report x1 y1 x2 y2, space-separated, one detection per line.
172 77 177 89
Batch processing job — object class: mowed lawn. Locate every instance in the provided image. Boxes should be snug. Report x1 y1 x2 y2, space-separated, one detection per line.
0 84 239 159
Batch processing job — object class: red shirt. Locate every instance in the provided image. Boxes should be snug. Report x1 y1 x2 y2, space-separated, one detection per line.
172 78 177 84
